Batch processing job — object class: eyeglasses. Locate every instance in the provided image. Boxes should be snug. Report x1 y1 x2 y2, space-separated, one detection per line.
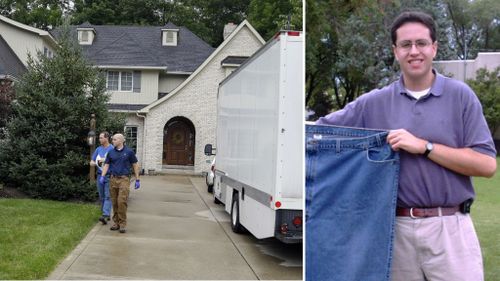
395 39 432 51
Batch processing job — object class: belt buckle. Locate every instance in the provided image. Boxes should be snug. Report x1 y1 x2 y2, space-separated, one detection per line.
409 207 417 219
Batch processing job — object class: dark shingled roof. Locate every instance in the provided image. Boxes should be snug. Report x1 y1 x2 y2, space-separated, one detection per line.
107 104 148 111
51 22 214 73
0 35 26 78
221 56 249 66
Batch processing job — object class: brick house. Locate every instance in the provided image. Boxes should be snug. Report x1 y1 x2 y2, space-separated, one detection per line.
66 20 265 174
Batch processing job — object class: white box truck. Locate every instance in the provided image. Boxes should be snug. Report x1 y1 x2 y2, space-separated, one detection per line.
205 30 303 243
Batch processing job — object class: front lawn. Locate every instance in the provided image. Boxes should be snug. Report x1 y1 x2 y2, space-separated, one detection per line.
0 199 99 279
473 157 500 281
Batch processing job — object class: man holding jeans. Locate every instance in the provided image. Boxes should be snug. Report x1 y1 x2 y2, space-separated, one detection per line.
317 11 497 281
90 131 114 224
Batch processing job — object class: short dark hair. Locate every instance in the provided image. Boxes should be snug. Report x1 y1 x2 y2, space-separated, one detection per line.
390 11 436 45
100 131 110 139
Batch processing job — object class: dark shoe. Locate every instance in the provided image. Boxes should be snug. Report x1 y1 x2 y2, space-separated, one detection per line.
98 216 108 225
119 228 126 233
110 224 120 231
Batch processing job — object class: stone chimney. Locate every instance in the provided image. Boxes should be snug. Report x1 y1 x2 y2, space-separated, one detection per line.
223 23 237 40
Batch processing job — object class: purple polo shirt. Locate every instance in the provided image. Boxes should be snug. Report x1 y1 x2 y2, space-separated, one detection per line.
317 70 496 208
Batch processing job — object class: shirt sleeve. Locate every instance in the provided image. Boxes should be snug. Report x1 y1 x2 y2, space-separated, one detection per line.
129 149 138 164
315 95 366 127
92 148 99 161
462 87 497 157
104 152 112 164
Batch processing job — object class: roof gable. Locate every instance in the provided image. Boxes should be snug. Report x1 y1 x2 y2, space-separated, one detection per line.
0 15 57 47
0 35 26 79
139 20 265 113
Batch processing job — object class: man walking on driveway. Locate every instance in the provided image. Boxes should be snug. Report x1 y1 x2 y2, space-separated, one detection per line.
90 131 114 224
100 133 141 233
317 11 497 281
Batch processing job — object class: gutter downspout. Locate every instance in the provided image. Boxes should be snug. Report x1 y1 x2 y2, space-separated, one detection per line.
136 112 147 174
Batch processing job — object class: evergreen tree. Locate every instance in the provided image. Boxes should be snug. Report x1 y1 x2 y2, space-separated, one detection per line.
0 27 125 200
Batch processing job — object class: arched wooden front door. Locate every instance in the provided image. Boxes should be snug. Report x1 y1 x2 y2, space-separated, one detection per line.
163 118 195 166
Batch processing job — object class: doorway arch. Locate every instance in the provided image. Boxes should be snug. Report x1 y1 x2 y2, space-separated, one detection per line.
163 117 195 166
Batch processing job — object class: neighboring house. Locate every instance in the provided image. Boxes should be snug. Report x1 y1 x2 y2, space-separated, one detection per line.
0 14 57 83
64 20 265 174
0 15 57 68
434 52 500 81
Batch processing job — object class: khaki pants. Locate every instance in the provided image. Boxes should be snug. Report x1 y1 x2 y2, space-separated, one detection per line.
391 213 483 281
110 176 130 228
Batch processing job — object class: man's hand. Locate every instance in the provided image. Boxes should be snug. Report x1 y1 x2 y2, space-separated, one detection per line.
98 175 105 185
387 129 427 154
135 179 140 189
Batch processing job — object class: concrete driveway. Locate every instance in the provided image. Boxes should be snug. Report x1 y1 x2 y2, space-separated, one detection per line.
48 175 302 280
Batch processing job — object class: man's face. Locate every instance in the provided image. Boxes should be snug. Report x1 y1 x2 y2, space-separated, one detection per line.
393 22 437 82
98 134 108 145
112 135 123 147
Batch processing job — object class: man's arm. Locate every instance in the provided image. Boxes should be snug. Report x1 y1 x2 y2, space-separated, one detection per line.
387 129 497 178
101 164 109 177
132 163 140 179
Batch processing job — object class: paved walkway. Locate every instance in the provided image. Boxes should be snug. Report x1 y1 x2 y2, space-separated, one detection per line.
47 175 302 280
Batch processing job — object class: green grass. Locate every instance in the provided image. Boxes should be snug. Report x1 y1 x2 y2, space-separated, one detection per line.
473 157 500 281
0 199 99 279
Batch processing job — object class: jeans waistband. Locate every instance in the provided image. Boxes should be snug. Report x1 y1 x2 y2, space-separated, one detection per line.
306 124 389 150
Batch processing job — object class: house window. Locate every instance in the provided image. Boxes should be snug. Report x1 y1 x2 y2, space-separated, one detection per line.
125 126 138 153
107 71 133 92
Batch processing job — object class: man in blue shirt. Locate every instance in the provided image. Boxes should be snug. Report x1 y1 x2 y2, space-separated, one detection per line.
101 133 140 234
317 11 496 281
90 131 114 224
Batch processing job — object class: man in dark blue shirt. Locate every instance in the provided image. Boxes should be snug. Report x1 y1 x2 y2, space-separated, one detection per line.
101 133 140 233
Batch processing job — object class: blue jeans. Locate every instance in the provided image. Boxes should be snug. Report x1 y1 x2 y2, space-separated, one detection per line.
306 124 400 281
97 174 111 217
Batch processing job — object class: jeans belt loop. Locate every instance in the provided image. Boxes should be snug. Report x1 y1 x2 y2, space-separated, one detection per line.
438 207 443 216
336 139 340 154
375 134 382 147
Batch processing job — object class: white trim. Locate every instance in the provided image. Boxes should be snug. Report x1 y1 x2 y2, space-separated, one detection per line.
97 65 167 70
221 63 242 68
166 71 192 75
162 30 178 46
0 14 57 47
139 20 265 113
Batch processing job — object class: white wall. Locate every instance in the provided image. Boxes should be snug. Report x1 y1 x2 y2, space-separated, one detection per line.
0 20 55 65
158 73 188 93
434 52 500 81
108 70 159 105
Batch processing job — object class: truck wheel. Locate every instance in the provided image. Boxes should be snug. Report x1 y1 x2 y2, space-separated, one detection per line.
231 193 244 233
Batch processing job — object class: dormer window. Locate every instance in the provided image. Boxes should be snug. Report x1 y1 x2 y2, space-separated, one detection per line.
77 28 96 45
162 29 179 46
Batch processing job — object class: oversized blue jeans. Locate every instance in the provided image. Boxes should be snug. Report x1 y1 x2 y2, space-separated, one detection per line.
97 174 111 217
306 124 400 281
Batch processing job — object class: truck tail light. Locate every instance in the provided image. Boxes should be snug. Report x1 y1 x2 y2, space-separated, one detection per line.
292 216 302 228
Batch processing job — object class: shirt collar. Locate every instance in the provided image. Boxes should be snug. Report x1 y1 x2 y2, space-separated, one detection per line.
396 69 445 98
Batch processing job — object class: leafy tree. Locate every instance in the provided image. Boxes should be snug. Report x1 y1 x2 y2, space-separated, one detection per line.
467 67 500 137
0 79 15 139
247 0 303 41
0 26 125 200
0 0 68 29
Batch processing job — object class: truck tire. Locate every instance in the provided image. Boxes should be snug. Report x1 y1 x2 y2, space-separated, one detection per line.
231 193 245 233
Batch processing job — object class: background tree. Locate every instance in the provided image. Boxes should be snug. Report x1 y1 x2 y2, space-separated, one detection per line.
0 27 125 200
0 0 69 29
0 79 15 139
247 0 303 41
467 67 500 137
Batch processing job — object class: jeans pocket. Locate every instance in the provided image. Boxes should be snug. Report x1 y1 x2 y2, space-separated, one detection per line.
366 146 398 163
